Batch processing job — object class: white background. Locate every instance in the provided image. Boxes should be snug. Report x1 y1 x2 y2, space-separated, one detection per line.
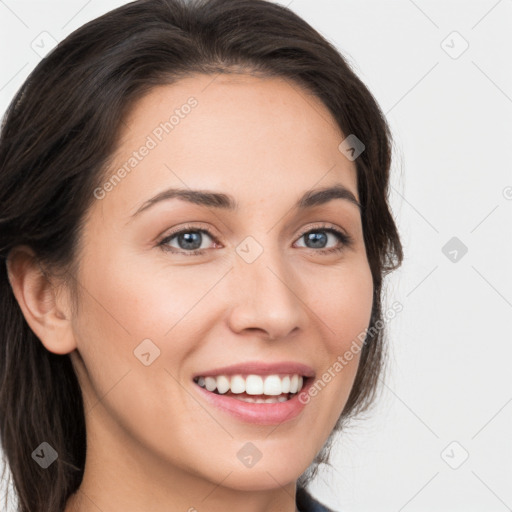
1 1 511 511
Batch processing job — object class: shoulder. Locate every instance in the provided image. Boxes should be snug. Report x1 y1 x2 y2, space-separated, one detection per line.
296 486 337 512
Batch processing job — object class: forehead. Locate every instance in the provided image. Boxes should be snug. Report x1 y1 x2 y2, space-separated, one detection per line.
94 73 358 221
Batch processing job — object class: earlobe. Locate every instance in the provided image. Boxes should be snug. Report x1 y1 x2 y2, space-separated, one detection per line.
6 246 77 355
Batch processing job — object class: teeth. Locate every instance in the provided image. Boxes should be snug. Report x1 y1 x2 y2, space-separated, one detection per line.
230 375 246 394
234 396 289 403
290 374 299 394
263 375 282 395
225 395 289 403
246 375 263 395
216 375 230 394
195 373 306 396
204 376 216 392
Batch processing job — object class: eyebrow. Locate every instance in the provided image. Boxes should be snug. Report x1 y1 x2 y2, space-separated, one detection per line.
130 184 361 219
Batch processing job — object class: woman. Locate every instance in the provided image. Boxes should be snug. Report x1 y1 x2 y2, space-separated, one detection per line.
0 0 403 510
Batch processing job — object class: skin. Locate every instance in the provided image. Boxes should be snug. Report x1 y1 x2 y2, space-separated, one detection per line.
7 73 373 512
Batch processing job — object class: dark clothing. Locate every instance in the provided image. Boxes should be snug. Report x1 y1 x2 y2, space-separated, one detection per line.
296 487 336 512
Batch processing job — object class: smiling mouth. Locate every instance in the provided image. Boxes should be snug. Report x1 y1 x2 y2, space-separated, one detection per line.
192 373 309 403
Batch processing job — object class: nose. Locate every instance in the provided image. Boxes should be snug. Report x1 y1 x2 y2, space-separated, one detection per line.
226 247 305 341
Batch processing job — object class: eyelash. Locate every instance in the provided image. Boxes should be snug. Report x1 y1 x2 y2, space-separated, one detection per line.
157 222 353 257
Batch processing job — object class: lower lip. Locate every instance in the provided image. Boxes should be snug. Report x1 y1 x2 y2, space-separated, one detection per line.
193 379 312 425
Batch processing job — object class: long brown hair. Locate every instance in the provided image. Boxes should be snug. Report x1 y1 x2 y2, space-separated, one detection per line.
0 0 403 510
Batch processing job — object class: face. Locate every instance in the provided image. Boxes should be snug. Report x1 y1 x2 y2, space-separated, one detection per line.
67 73 373 496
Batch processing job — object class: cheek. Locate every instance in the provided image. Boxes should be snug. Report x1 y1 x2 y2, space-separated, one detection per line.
306 260 374 349
75 246 191 341
71 245 226 393
299 261 373 435
69 249 200 440
69 248 174 398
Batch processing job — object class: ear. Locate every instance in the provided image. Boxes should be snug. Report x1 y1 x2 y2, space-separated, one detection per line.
6 245 77 355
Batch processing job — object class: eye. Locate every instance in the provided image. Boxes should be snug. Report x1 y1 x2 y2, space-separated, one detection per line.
158 224 218 256
157 223 353 256
294 224 353 254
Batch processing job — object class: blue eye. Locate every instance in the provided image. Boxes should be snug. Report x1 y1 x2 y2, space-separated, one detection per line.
295 227 352 254
158 223 352 256
158 228 216 255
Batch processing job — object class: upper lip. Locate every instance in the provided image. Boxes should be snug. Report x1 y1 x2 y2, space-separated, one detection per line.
192 361 315 379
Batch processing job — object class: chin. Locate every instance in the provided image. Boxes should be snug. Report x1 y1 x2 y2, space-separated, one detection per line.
219 471 298 492
209 456 309 492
